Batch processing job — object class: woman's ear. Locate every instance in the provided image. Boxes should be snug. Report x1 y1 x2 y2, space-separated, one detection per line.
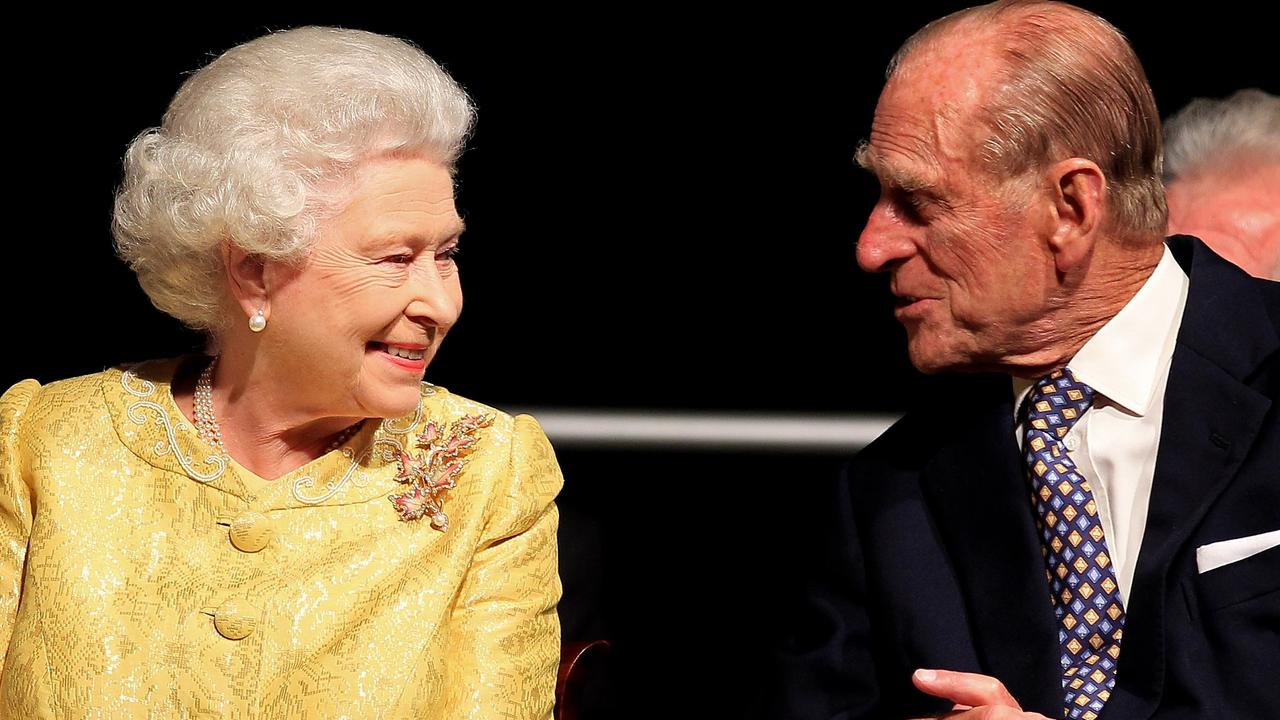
1045 158 1107 272
221 241 270 323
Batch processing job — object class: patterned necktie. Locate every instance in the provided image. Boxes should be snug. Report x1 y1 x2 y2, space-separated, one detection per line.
1023 368 1125 720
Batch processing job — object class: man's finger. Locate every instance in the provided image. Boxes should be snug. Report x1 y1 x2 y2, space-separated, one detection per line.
912 669 1022 709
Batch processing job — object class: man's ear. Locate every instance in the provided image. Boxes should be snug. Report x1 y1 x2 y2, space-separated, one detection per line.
1045 158 1107 272
221 241 270 323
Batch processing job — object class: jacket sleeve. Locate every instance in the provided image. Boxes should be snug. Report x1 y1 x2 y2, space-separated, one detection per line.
0 381 39 672
766 467 883 720
442 413 564 720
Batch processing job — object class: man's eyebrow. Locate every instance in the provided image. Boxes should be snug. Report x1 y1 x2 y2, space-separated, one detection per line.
854 141 936 193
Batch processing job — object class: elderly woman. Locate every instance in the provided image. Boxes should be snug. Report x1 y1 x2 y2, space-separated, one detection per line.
0 27 561 718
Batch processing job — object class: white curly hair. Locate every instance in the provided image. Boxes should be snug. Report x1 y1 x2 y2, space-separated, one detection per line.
112 26 476 333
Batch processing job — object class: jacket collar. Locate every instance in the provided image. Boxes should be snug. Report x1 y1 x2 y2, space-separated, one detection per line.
100 357 438 511
1106 236 1277 718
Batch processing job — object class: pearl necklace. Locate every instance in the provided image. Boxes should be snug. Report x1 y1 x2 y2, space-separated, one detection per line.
194 357 363 457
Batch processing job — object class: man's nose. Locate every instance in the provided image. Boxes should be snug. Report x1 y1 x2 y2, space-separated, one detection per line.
857 202 917 273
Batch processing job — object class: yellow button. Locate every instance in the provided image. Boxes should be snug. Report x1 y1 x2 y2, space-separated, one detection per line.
213 599 259 640
229 511 273 553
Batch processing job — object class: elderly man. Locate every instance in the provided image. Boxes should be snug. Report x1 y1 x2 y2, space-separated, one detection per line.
1164 89 1280 280
773 2 1279 719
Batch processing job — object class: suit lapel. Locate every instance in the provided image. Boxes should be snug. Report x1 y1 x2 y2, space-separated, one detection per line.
1106 237 1277 719
919 375 1063 716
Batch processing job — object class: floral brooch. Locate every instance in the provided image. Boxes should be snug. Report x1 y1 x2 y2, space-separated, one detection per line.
389 413 495 530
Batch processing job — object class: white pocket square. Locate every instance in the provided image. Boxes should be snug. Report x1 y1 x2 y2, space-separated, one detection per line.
1196 530 1280 574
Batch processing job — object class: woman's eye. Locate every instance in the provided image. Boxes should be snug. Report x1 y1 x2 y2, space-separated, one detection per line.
437 246 461 263
382 253 414 265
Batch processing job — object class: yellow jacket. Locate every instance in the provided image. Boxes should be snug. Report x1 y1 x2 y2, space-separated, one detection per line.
0 358 561 719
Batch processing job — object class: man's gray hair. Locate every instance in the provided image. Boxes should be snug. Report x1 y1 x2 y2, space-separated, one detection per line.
1164 89 1280 182
889 0 1166 242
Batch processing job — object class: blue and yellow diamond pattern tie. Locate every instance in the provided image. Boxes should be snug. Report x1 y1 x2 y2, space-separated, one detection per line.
1024 368 1125 719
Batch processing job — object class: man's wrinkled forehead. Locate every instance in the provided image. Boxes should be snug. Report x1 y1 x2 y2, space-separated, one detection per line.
888 33 999 105
862 97 971 190
862 36 1002 184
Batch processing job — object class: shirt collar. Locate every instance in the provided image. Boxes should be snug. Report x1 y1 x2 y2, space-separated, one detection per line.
1012 245 1189 417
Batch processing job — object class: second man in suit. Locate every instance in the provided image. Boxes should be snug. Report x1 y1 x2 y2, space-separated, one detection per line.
773 2 1279 719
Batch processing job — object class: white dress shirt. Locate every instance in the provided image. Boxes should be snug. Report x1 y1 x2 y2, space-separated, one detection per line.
1013 247 1190 604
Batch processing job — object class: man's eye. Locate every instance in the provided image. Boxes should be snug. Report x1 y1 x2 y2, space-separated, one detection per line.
890 192 926 222
906 191 937 217
437 246 461 263
382 254 414 265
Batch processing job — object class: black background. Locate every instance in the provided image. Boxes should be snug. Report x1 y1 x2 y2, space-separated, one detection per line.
3 4 1274 718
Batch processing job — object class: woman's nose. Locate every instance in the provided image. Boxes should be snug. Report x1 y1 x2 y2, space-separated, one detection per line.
405 262 462 329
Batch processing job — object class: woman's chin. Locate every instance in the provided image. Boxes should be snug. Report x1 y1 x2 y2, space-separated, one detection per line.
360 391 425 420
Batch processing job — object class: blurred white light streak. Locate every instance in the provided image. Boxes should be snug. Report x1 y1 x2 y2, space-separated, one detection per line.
506 409 900 453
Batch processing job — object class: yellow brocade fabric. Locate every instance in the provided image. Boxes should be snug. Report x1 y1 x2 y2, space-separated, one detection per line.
0 358 562 719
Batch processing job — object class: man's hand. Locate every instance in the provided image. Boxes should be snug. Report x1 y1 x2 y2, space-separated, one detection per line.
910 669 1054 719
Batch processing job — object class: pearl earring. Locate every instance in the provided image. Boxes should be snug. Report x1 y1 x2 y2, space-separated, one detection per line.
248 309 267 333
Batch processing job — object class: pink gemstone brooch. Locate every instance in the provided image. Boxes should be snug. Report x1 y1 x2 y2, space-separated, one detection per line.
389 413 495 530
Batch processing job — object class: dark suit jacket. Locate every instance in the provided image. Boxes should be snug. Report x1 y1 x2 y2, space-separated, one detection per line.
771 237 1279 719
